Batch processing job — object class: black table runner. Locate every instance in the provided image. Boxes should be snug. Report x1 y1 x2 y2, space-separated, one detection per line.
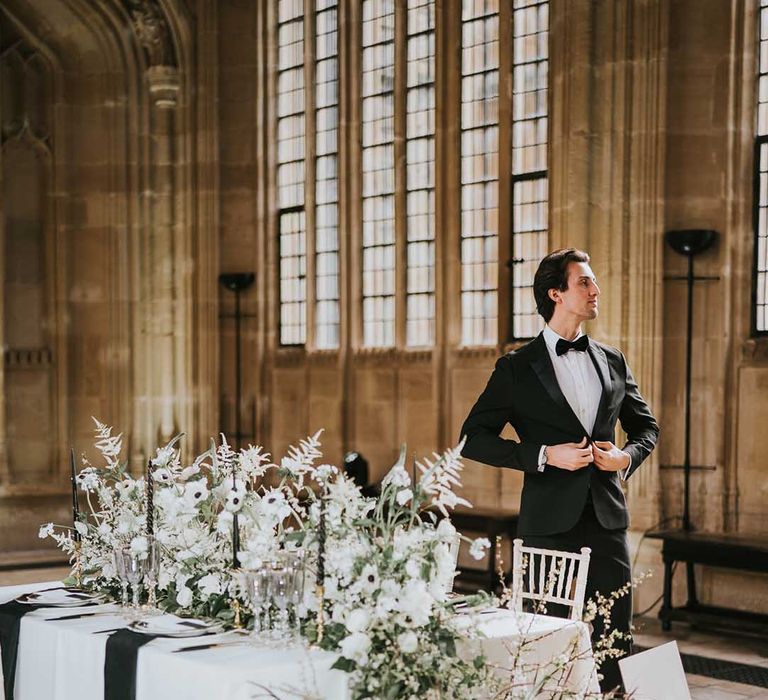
0 599 45 700
104 628 158 700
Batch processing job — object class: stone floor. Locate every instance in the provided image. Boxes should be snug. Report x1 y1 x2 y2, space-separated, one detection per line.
634 616 768 699
2 570 767 698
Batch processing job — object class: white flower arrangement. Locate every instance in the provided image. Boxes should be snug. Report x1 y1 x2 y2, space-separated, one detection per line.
42 422 642 698
41 422 496 698
310 444 494 698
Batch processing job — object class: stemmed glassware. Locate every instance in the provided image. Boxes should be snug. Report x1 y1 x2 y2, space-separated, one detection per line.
143 537 161 616
113 550 130 613
287 552 306 644
242 568 270 646
269 564 294 643
118 546 148 620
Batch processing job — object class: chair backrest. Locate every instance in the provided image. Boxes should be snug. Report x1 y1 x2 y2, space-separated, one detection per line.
510 538 591 620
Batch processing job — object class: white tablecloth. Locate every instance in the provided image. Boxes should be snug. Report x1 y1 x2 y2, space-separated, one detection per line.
0 581 599 699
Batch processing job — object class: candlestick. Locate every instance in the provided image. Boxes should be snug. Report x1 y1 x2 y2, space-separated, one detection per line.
146 459 154 536
74 540 82 588
70 448 81 543
232 468 241 569
315 584 325 645
232 597 242 629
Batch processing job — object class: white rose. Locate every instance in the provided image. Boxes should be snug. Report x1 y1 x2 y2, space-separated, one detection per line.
339 632 371 666
397 631 419 654
176 585 193 608
197 573 222 597
345 608 371 633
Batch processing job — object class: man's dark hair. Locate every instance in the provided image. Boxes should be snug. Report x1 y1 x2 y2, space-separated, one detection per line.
533 248 590 322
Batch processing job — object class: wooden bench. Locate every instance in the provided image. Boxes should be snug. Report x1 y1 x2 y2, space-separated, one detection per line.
450 509 518 593
647 530 768 637
0 548 69 572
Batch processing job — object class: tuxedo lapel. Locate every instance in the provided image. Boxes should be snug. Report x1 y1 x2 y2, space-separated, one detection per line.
587 340 613 431
529 334 586 435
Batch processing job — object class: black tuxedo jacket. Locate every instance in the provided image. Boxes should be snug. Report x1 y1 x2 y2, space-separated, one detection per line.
460 333 659 536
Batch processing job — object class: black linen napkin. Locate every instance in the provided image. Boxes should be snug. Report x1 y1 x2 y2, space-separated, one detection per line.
104 628 159 700
0 599 45 700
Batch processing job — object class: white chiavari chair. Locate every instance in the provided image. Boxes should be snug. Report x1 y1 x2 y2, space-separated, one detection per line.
510 538 591 620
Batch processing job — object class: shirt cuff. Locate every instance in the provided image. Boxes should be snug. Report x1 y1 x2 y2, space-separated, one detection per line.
620 452 632 480
537 445 547 472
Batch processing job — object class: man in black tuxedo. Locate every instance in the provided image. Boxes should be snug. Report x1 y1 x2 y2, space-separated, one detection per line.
460 248 659 693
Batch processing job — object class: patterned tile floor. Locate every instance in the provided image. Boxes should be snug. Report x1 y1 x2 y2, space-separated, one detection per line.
634 616 768 699
2 571 767 698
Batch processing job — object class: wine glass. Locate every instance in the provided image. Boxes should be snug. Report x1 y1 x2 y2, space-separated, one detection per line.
288 553 306 643
243 568 270 646
269 564 295 644
113 550 130 613
119 546 148 619
143 537 161 616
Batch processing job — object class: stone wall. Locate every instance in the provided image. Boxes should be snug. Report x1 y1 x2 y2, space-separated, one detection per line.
0 0 766 621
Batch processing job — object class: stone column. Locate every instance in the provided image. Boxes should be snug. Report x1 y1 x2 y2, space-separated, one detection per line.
132 65 192 459
551 0 668 529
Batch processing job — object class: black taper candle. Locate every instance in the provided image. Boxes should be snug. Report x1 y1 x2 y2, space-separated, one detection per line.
232 468 241 569
70 448 81 542
317 497 326 584
146 459 154 536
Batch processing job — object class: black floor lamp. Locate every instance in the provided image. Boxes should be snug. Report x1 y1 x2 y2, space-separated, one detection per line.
219 273 255 449
662 229 719 531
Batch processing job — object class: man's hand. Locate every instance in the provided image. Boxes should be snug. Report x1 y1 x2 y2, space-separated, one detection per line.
593 440 630 472
546 437 593 471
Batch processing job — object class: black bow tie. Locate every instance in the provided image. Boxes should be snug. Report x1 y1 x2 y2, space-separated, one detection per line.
555 335 589 356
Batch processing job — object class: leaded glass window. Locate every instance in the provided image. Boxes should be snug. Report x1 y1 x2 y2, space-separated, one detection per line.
315 0 340 348
361 0 396 347
277 0 306 345
406 0 436 346
511 0 548 339
755 0 768 333
460 0 499 346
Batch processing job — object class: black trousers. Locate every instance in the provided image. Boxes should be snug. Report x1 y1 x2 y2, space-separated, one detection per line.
521 497 632 694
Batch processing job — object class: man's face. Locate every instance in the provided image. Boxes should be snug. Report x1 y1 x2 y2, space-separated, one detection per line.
549 261 601 321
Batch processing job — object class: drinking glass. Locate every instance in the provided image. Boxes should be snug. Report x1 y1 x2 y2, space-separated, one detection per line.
113 550 130 612
143 537 161 616
243 568 270 646
119 546 148 619
288 553 307 643
269 564 295 644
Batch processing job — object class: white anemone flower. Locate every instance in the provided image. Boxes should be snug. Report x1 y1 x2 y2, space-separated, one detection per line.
184 478 209 505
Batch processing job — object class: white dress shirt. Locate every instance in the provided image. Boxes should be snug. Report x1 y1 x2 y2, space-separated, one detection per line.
537 325 629 477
